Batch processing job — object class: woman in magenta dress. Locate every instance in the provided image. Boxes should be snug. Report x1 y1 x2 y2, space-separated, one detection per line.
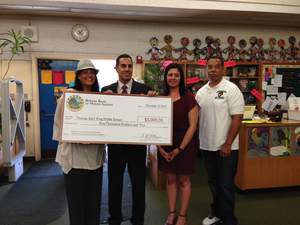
158 63 199 225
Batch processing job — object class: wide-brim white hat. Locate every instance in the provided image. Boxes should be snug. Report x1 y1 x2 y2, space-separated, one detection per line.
76 59 99 75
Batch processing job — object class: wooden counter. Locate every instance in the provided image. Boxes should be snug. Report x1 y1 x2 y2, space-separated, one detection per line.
235 120 300 190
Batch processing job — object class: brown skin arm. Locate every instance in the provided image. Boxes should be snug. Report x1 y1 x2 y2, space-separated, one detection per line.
169 105 199 161
220 114 243 157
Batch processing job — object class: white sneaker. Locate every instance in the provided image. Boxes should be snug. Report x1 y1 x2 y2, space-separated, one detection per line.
202 216 221 225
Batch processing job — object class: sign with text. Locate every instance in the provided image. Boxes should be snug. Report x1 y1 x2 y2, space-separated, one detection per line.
61 92 173 145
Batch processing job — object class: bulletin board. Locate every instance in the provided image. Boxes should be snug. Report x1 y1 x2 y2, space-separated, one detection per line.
263 64 300 98
276 67 300 97
262 64 300 111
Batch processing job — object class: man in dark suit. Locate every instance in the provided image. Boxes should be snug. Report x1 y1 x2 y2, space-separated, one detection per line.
102 54 151 225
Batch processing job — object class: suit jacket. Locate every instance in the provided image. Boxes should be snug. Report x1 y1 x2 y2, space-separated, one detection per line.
101 79 150 151
101 79 150 95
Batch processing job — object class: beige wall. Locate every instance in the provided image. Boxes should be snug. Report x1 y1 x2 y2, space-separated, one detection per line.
1 15 300 159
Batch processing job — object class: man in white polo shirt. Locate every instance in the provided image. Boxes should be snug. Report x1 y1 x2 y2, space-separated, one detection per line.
196 57 244 225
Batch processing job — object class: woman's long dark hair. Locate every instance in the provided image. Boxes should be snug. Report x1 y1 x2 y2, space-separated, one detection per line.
163 63 186 96
72 70 100 92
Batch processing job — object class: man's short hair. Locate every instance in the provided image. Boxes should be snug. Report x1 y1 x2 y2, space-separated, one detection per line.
116 54 133 67
207 56 224 67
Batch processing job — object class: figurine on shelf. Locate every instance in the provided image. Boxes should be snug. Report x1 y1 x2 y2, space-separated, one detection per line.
160 34 175 60
212 38 223 58
265 37 278 62
278 39 287 61
175 37 192 61
201 36 214 59
287 36 299 60
146 37 163 61
192 38 202 61
256 38 265 61
248 36 258 61
222 35 239 60
238 39 248 61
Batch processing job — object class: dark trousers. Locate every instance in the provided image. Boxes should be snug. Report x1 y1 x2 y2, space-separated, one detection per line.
108 146 146 225
64 167 103 225
202 150 238 225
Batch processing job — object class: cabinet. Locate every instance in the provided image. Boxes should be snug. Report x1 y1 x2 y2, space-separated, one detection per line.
143 60 207 94
235 120 300 190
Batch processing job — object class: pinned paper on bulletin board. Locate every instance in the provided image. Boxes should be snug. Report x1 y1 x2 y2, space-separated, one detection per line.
197 59 207 66
273 74 283 87
224 60 237 68
264 67 271 81
41 70 52 84
186 77 200 85
262 96 279 112
251 88 264 100
65 70 76 84
53 70 65 85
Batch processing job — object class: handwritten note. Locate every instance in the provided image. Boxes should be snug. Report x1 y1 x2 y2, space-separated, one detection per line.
266 85 278 95
273 74 283 87
277 92 287 106
262 81 267 91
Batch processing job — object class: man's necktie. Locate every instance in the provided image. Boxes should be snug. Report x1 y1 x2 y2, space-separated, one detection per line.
121 85 128 94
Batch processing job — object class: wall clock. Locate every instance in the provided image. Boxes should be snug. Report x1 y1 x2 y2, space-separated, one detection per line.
71 24 89 42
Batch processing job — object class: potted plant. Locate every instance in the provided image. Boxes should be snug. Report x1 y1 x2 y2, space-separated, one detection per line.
0 29 32 80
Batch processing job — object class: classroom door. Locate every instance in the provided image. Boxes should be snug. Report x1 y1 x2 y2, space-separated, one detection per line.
38 59 78 157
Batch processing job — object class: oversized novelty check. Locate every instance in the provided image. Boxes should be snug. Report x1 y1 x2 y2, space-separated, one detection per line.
61 91 173 145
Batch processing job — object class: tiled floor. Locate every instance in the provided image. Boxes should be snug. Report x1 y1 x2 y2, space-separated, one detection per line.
1 157 300 225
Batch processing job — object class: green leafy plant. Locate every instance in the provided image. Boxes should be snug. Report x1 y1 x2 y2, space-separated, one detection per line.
0 29 32 80
144 63 164 94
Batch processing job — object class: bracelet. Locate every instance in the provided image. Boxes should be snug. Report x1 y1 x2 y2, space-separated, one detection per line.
178 147 184 152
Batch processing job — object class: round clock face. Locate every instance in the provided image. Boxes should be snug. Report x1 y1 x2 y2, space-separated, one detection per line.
71 24 89 42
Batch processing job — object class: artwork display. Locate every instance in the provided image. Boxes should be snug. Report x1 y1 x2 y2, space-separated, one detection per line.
175 37 192 60
145 35 300 62
248 127 269 157
270 127 292 156
146 37 163 61
223 35 239 60
160 35 175 60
